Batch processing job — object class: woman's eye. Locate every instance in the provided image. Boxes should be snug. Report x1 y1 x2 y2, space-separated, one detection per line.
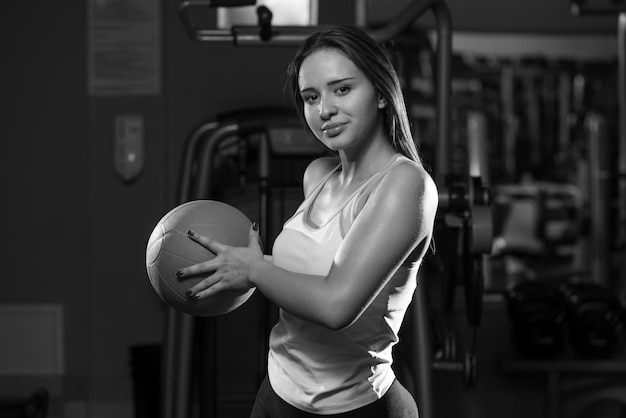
336 86 350 94
303 94 318 103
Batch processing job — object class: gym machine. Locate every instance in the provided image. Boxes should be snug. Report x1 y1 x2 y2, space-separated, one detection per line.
167 107 327 418
497 2 625 351
169 1 494 417
497 0 626 368
571 0 626 299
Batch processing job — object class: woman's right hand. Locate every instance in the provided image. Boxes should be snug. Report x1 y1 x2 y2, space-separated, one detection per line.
177 223 264 299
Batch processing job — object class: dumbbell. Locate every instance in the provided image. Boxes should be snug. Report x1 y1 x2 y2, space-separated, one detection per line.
561 283 624 359
505 281 567 359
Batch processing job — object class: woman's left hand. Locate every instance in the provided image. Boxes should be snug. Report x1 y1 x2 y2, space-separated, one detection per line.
178 223 264 299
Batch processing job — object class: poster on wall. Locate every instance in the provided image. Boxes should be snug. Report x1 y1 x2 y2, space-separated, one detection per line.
88 0 160 96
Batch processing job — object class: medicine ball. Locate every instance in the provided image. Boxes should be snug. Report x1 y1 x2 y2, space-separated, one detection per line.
146 200 255 317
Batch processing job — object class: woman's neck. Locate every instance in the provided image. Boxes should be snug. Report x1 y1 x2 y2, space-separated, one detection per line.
337 141 397 185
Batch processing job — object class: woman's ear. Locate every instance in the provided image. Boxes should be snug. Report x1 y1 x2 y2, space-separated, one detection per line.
377 95 387 109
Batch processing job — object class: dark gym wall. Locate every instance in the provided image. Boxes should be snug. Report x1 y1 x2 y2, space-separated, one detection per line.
1 0 93 396
2 0 170 406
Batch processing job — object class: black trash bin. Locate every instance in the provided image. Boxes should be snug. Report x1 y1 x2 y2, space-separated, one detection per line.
0 388 49 418
130 344 162 418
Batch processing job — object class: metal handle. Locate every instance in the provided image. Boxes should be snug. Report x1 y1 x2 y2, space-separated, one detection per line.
180 0 444 44
571 0 626 16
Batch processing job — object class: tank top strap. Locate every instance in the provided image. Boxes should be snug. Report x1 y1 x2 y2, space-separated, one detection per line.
340 154 416 234
286 161 341 225
304 161 342 203
347 154 415 204
357 154 415 194
292 154 415 232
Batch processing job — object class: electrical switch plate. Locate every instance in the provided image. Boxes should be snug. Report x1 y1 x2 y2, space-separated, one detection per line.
114 114 144 183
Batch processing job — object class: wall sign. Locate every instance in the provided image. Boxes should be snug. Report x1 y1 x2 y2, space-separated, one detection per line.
88 0 161 96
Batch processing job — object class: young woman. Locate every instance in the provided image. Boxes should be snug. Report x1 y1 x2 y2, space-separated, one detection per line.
179 24 438 417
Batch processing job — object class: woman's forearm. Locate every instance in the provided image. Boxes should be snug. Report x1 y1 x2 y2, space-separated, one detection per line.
249 259 343 329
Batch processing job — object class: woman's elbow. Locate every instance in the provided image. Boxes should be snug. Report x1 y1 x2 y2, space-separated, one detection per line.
313 280 364 330
322 316 352 331
320 302 360 331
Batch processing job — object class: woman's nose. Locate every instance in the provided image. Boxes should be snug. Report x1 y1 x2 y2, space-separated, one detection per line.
319 98 337 120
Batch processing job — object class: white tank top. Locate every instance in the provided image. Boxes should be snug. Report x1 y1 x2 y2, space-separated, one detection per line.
268 154 422 414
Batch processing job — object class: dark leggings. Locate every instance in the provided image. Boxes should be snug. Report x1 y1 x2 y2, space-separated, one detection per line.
250 376 419 418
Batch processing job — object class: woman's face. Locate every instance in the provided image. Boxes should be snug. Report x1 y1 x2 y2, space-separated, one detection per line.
298 48 385 154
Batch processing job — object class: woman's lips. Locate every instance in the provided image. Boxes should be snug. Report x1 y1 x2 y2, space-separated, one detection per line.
322 122 347 137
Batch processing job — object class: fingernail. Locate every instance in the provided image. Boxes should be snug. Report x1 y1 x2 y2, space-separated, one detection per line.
176 270 184 277
187 230 195 236
185 290 195 298
252 222 259 231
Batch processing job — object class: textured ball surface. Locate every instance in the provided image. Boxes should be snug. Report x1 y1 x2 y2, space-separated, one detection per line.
146 200 255 316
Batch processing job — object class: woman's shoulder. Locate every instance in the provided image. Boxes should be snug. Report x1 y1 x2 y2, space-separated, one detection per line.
303 156 340 197
377 157 439 213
